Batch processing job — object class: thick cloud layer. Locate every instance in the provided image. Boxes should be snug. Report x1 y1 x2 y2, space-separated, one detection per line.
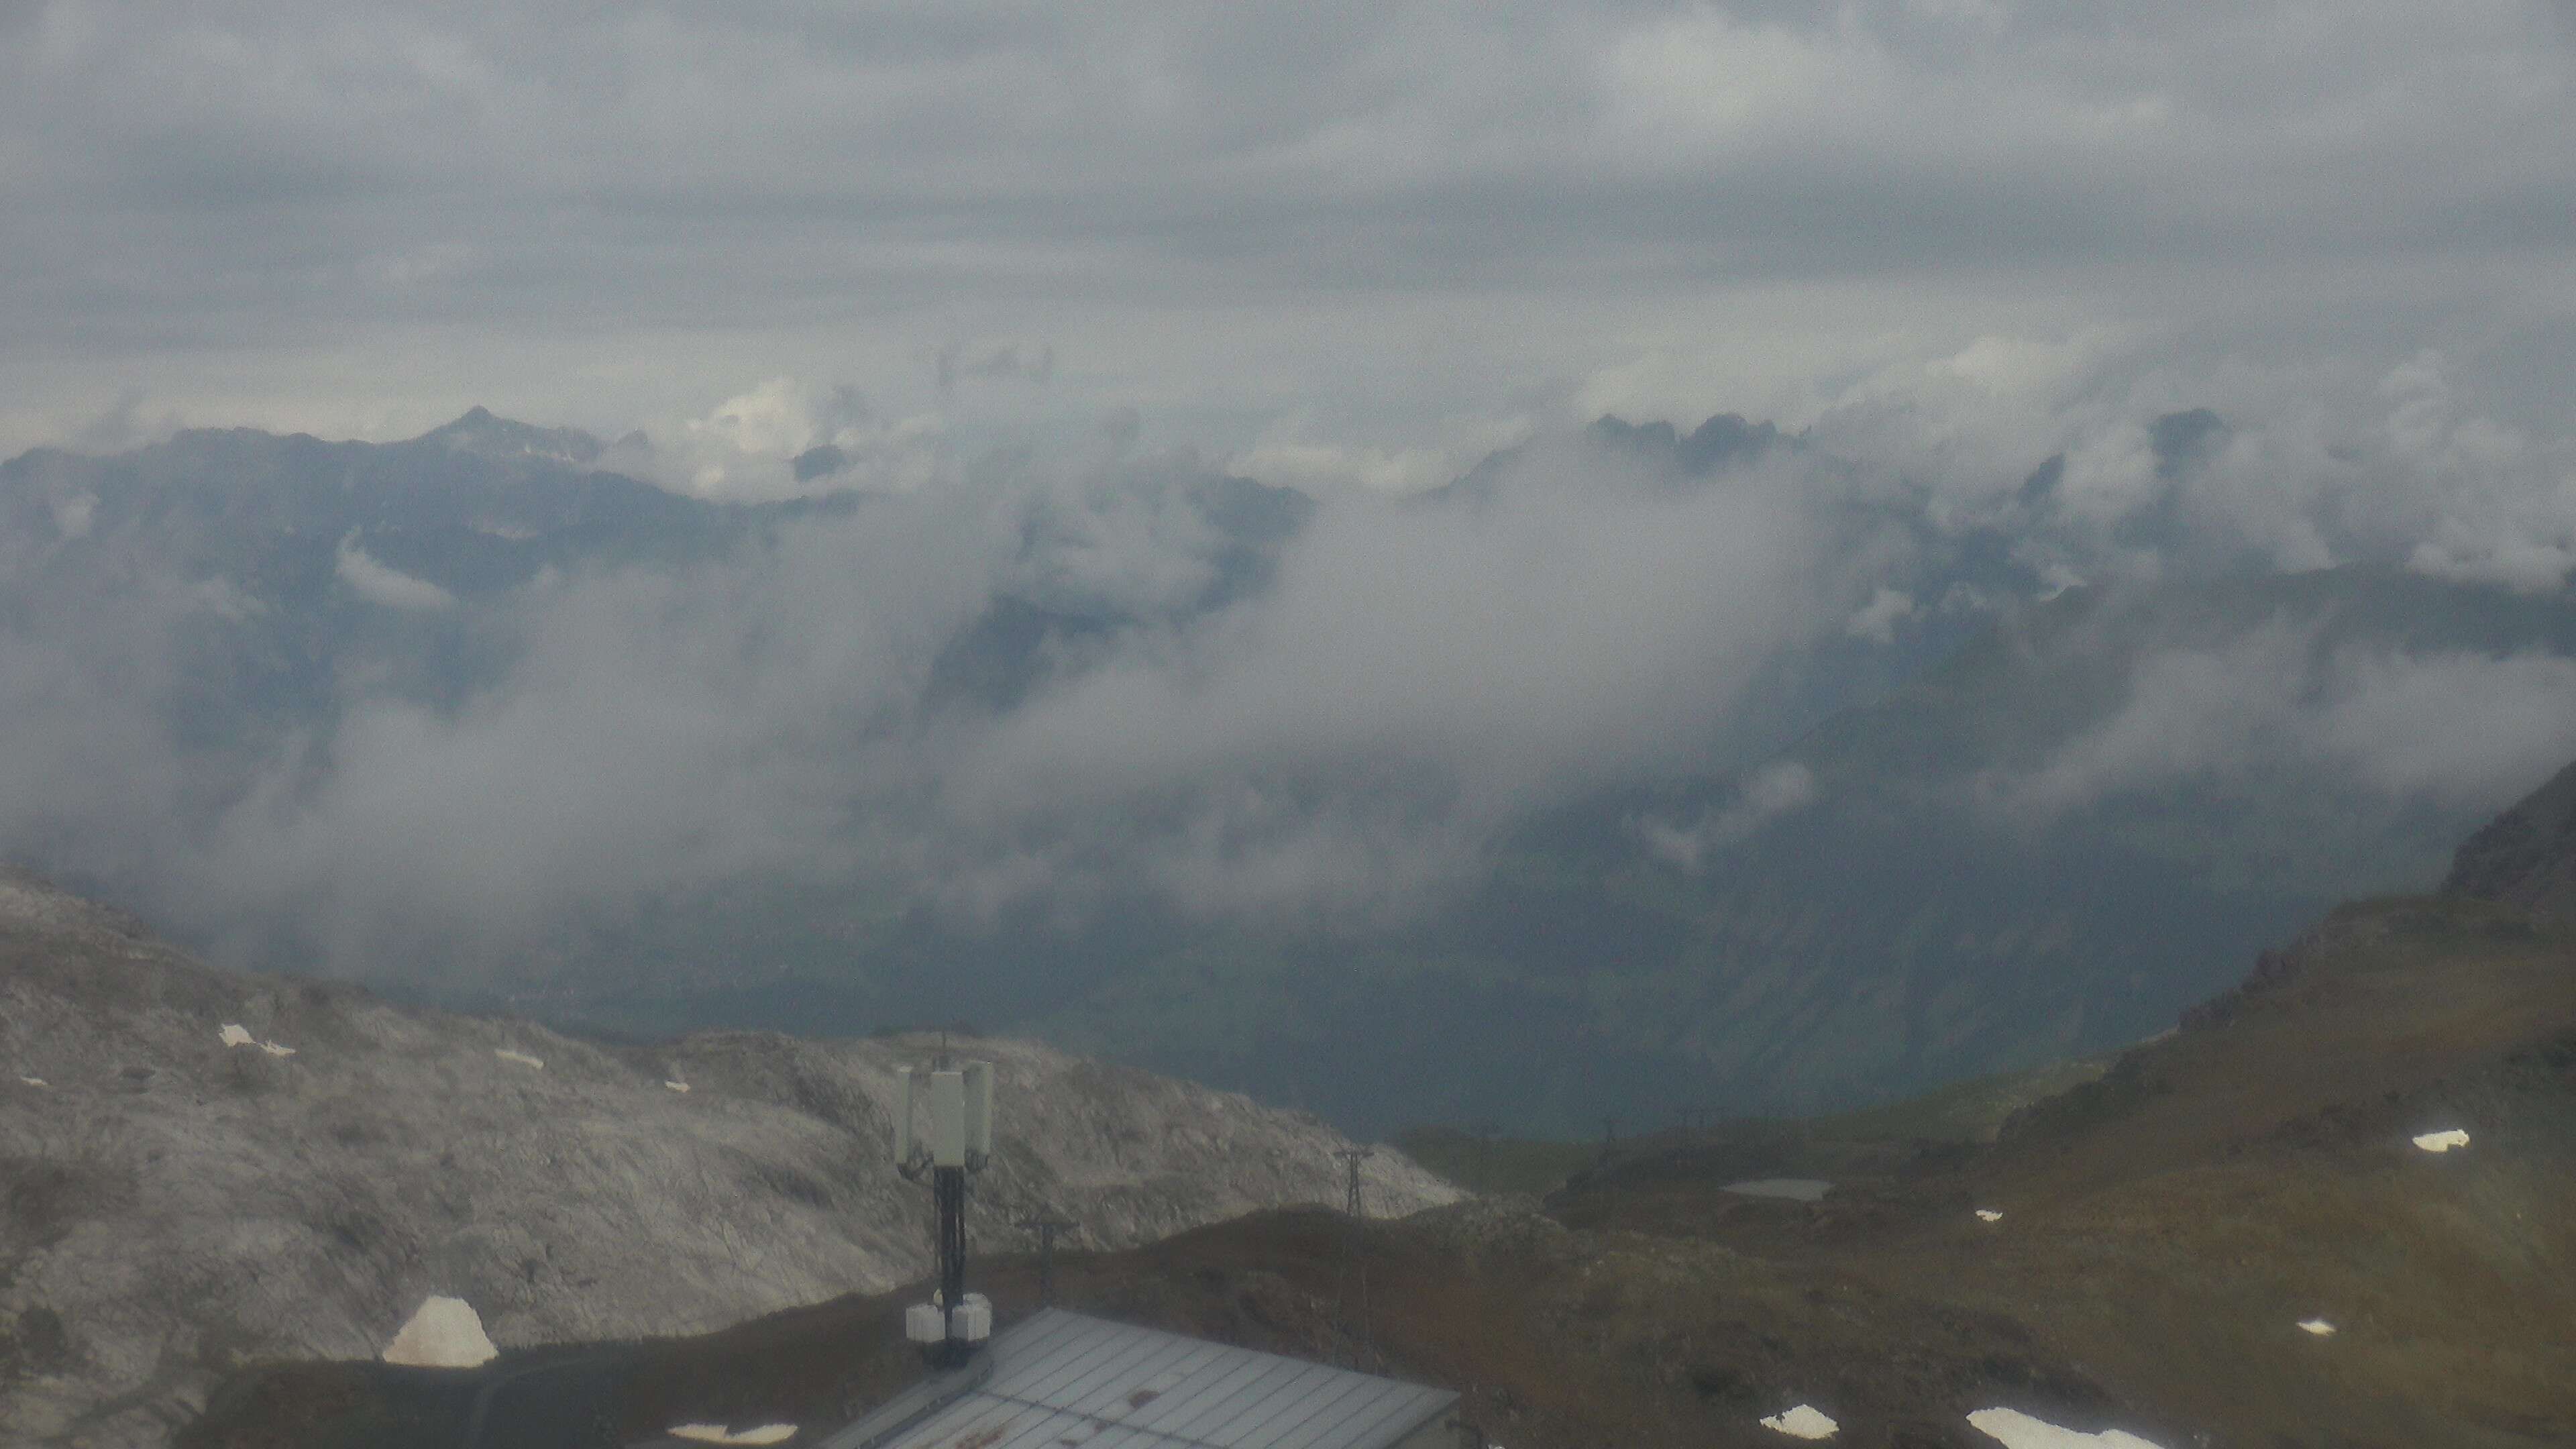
107 435 1860 975
5 1 2573 494
1990 625 2576 822
6 378 2567 996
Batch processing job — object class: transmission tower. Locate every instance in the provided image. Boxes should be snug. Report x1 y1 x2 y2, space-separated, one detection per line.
1332 1145 1374 1218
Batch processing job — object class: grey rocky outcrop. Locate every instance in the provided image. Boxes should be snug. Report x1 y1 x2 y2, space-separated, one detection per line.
0 870 1454 1447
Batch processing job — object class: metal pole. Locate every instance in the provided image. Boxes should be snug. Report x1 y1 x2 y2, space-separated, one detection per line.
933 1164 967 1366
1016 1213 1076 1306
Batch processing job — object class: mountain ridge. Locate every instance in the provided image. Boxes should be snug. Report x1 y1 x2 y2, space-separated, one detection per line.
410 406 608 468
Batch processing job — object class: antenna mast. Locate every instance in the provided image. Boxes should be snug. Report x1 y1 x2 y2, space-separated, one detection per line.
896 1053 995 1366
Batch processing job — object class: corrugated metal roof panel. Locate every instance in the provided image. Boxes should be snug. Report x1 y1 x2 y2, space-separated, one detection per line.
864 1311 1456 1449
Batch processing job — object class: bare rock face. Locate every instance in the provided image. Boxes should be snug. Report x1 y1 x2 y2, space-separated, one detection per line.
2443 757 2576 923
0 869 1456 1447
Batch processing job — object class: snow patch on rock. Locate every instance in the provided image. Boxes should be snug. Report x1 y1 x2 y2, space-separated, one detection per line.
1968 1407 2165 1448
221 1022 296 1055
495 1047 545 1070
17 1075 46 1088
665 1079 691 1093
2298 1318 2336 1336
2412 1128 2469 1152
1760 1403 1839 1438
1976 1209 2004 1223
667 1425 798 1445
381 1295 498 1369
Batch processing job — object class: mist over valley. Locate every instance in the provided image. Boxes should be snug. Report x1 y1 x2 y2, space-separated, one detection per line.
6 394 2573 1136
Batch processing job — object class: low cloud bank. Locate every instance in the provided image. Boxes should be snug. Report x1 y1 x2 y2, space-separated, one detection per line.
174 432 1857 968
1988 625 2576 825
1635 763 1819 873
2 343 2573 989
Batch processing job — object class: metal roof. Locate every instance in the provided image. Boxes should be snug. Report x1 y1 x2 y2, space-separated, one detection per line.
823 1309 1458 1449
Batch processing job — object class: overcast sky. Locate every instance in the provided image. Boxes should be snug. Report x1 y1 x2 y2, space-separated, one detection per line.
5 0 2574 498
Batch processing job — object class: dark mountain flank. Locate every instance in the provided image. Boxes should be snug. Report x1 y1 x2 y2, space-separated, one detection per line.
2445 757 2576 923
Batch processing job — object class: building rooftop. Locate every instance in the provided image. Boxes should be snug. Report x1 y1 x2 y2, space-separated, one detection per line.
819 1309 1459 1449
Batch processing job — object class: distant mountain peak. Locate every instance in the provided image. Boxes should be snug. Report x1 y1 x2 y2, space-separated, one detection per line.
413 406 604 467
1586 411 1785 476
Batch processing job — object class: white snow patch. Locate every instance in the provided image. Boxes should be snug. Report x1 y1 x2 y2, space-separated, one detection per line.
667 1425 798 1445
665 1079 692 1093
1760 1403 1839 1438
17 1075 46 1088
495 1048 545 1070
2298 1319 2337 1336
1968 1407 2166 1448
2412 1128 2470 1152
382 1295 498 1369
225 1022 298 1056
1976 1209 2004 1223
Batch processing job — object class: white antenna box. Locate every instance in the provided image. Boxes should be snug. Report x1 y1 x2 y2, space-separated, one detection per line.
895 1061 994 1169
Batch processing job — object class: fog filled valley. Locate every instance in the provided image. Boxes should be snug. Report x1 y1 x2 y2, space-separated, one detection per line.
7 403 2576 1138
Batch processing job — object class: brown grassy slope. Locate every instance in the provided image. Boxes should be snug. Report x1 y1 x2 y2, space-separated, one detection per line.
1398 1052 2113 1203
1553 894 2576 1448
1910 896 2576 1448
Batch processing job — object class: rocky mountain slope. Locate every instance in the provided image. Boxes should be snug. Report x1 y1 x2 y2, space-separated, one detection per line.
0 870 1452 1448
